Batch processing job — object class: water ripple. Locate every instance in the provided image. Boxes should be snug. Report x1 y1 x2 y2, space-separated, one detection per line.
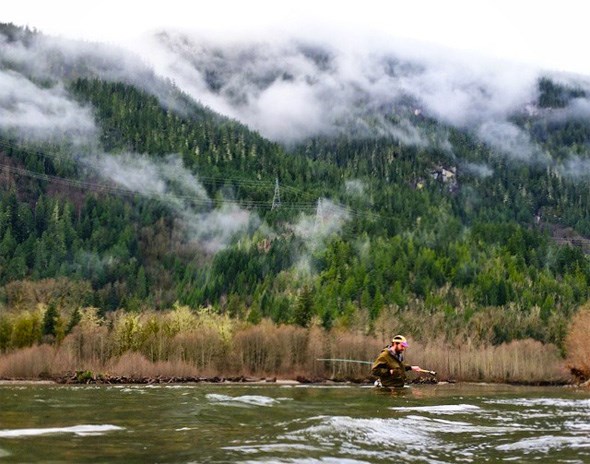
390 404 481 414
0 424 124 438
206 393 284 406
496 435 590 452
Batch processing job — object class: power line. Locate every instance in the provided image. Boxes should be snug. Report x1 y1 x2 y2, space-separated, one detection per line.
0 161 320 212
0 139 304 194
271 177 281 210
0 137 383 219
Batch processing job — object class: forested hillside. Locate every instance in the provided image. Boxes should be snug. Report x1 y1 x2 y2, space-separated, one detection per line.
2 22 590 357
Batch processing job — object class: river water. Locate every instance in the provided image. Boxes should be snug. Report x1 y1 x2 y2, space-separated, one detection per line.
0 382 589 463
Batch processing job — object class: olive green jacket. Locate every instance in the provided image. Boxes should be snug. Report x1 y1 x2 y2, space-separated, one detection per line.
371 347 410 388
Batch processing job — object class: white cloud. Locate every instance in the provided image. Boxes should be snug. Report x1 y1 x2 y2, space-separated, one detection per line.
292 198 350 246
4 0 590 76
559 156 590 179
139 32 550 158
476 121 539 161
252 78 331 142
463 162 494 178
345 180 366 197
6 13 590 163
5 13 590 190
290 198 351 276
0 69 96 141
85 152 254 253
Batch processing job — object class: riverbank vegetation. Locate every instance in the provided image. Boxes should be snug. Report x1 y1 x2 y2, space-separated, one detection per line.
2 24 590 386
0 304 572 384
565 303 590 382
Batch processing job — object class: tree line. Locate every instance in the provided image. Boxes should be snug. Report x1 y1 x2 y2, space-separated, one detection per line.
1 52 590 355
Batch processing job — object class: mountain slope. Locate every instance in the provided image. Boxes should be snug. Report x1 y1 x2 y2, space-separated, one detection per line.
1 23 590 349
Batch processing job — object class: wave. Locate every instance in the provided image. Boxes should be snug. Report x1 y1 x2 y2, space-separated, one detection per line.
485 398 590 409
390 404 482 414
239 458 371 464
496 435 590 452
0 424 124 438
206 393 283 406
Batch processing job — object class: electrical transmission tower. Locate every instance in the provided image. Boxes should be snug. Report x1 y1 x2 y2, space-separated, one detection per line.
271 177 281 210
315 198 324 230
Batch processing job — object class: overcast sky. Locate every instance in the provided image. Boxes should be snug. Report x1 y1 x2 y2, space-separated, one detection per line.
3 0 590 77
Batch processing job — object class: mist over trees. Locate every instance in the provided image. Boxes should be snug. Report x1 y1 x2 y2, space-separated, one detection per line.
2 22 590 362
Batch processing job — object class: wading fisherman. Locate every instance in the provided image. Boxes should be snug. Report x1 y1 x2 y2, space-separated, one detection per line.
371 335 424 388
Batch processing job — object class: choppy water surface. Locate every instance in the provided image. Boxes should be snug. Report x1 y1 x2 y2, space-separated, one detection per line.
0 382 589 463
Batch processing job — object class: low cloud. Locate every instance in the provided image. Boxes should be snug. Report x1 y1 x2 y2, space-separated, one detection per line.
463 162 494 178
292 198 349 244
89 153 210 207
7 25 590 165
0 69 96 142
558 156 590 179
7 22 590 242
1 28 257 254
0 27 194 119
85 152 255 253
476 121 539 161
141 31 590 167
142 31 548 156
345 179 366 197
289 198 350 275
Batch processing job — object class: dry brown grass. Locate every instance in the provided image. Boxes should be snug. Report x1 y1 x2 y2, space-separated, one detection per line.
0 344 77 378
232 319 285 375
306 326 328 377
168 327 227 376
319 330 382 379
0 307 573 383
106 352 200 378
232 322 311 376
61 308 110 365
565 305 590 380
415 338 568 383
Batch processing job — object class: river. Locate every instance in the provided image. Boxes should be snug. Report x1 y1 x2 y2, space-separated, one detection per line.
0 382 589 463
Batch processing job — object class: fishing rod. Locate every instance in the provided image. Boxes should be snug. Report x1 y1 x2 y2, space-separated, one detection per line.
316 358 372 365
317 358 436 376
415 368 437 376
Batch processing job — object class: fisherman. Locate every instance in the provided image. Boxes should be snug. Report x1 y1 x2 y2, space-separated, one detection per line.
371 335 424 388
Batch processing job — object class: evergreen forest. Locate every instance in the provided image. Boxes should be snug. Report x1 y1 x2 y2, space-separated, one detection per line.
2 22 590 362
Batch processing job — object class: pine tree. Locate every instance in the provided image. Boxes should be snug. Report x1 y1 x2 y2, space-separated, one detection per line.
43 302 59 339
293 285 314 327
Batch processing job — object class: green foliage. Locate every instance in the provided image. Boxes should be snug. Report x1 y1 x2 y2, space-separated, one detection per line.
9 310 42 349
293 285 314 327
42 302 59 337
1 30 590 351
76 370 95 382
67 307 81 334
0 315 11 352
538 77 586 109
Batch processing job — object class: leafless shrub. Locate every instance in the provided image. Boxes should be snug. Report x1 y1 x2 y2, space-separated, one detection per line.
0 344 76 378
565 305 590 381
232 319 282 375
169 327 227 376
322 330 382 379
61 307 110 365
107 352 200 378
0 305 572 383
418 338 568 383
